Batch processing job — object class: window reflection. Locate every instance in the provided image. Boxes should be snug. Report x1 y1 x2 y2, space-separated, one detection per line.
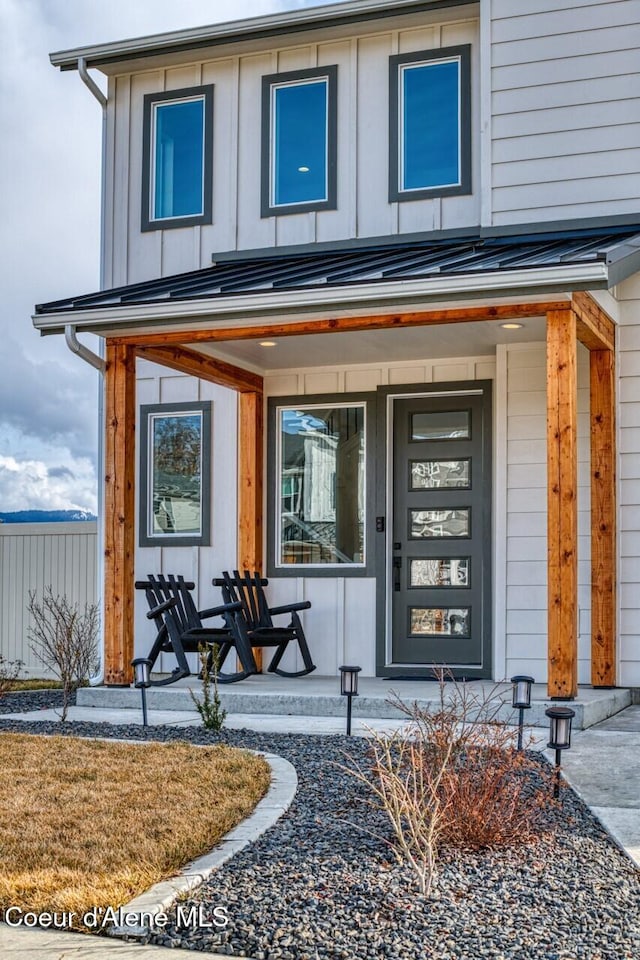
279 406 365 564
273 80 328 205
153 98 205 219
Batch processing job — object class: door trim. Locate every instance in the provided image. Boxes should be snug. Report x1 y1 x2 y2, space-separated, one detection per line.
375 381 493 679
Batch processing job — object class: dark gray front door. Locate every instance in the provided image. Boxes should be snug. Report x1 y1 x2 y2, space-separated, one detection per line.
391 391 491 677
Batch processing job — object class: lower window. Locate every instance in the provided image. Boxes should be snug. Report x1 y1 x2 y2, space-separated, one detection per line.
139 401 211 547
272 401 367 569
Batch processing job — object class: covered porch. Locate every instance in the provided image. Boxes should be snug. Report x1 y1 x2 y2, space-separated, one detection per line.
33 230 629 699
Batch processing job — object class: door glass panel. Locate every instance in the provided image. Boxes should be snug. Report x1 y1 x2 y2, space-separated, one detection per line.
410 607 470 637
410 508 470 539
410 558 470 588
411 410 470 441
410 459 470 489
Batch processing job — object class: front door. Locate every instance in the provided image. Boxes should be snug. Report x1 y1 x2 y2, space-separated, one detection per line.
389 388 491 678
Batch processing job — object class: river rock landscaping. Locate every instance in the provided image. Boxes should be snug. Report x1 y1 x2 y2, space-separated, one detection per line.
0 697 638 960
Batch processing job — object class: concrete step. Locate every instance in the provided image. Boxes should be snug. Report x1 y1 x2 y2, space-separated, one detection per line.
77 676 632 731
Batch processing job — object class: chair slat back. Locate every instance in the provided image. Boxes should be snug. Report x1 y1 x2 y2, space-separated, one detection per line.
219 571 271 630
142 573 200 643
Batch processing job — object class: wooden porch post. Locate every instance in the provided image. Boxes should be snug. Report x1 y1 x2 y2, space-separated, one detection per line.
589 348 617 686
104 342 136 685
547 308 578 699
238 391 264 671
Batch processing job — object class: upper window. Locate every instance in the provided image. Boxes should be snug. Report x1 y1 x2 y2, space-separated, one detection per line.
261 66 338 217
141 85 213 231
389 46 471 202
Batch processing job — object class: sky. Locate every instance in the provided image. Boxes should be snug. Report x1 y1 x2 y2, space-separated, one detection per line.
0 0 339 514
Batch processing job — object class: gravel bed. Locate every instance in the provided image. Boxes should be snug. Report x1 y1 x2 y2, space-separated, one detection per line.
0 687 67 713
0 717 638 960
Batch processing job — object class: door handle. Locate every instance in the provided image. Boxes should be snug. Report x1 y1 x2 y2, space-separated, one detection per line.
393 555 402 592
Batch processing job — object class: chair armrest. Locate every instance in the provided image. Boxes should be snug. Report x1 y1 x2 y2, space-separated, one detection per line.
199 600 242 620
145 597 177 619
270 600 312 615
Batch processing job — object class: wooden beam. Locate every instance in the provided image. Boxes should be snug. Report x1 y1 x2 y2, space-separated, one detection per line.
547 308 578 699
104 342 136 686
135 344 263 393
238 392 264 671
111 300 568 348
590 348 617 686
572 292 615 352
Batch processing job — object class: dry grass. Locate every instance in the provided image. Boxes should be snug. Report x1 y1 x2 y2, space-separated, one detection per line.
3 678 65 691
0 734 270 922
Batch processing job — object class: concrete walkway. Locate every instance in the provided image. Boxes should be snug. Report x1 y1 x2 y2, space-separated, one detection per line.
0 703 638 958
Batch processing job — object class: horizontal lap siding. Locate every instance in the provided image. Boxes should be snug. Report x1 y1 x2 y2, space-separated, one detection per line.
0 523 97 678
504 343 591 683
490 1 640 225
616 275 640 685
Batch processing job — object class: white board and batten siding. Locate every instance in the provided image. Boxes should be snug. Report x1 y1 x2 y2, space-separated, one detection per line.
103 13 481 287
489 0 640 226
134 361 238 671
0 522 97 678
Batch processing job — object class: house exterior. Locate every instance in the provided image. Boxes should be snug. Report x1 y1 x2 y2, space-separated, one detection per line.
33 0 640 697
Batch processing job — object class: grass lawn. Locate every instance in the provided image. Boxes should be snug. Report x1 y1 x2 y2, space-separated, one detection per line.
3 678 65 691
0 734 270 922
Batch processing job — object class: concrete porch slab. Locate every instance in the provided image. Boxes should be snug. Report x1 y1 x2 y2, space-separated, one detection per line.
77 675 632 730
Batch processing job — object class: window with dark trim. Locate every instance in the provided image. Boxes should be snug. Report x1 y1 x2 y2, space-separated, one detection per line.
139 401 211 547
141 85 214 231
261 66 338 217
267 394 375 577
389 45 471 202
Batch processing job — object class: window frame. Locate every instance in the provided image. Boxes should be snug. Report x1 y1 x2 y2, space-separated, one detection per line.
261 65 338 218
389 45 471 203
267 393 376 578
139 401 212 547
141 85 214 232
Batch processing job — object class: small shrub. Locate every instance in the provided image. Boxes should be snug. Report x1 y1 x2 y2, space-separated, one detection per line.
189 643 227 732
27 588 99 721
0 655 23 698
349 671 554 896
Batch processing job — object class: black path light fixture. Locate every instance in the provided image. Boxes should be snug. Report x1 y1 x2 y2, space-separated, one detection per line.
511 675 535 751
131 657 153 728
545 705 576 798
339 665 361 736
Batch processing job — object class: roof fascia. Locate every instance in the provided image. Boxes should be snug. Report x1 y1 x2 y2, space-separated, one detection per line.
50 0 475 73
32 263 604 336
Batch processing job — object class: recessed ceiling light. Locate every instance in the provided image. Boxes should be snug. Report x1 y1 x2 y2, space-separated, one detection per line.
298 166 310 173
500 322 524 330
259 340 277 347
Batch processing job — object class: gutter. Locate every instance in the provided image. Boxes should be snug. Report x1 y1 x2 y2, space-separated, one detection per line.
49 0 472 72
68 58 109 687
34 261 609 335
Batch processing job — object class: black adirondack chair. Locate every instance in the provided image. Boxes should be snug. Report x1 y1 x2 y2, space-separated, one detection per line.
213 570 316 678
135 573 257 685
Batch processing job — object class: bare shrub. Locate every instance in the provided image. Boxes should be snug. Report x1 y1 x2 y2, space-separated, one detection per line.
27 588 99 721
348 671 554 896
0 655 23 698
189 643 227 732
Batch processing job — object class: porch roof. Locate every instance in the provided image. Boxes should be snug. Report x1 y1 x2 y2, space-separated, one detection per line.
34 226 640 335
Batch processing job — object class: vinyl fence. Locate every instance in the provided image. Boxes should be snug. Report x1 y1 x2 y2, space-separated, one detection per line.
0 522 98 678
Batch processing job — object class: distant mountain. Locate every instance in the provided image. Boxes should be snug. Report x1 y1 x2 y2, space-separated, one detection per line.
0 510 97 524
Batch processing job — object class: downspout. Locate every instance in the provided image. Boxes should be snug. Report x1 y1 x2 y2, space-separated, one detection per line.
72 57 108 685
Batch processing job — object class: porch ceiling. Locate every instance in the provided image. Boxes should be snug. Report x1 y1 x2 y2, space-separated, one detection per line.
189 315 548 370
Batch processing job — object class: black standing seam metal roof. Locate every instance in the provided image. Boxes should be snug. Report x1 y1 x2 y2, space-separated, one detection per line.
35 228 640 315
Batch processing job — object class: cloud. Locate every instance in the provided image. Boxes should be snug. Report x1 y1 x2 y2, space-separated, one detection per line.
0 453 96 513
0 0 341 510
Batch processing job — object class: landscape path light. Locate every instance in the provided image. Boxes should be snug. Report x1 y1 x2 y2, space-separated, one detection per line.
511 675 535 751
131 657 152 728
339 665 361 736
545 705 575 799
